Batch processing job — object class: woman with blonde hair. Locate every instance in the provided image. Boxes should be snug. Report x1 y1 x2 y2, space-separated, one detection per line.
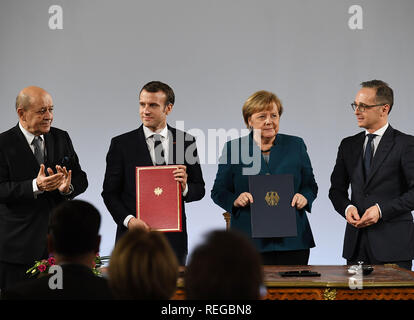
211 90 318 265
108 229 179 299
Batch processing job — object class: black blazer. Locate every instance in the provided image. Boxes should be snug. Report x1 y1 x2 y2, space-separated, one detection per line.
1 264 112 300
102 125 205 260
0 124 88 264
329 125 414 261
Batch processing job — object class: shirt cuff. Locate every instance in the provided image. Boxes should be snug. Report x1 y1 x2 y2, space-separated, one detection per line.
59 184 74 196
375 203 382 218
33 179 43 198
182 184 189 197
123 215 135 228
345 204 356 218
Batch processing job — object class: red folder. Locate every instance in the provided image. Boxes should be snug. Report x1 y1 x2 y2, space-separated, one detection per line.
136 165 182 232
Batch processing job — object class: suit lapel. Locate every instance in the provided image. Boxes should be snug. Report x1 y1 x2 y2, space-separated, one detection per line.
12 124 41 170
365 125 395 187
352 132 366 180
44 131 55 166
243 133 267 175
267 134 285 174
136 125 154 165
167 125 178 165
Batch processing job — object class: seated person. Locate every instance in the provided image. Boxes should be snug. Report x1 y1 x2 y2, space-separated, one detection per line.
108 229 179 299
185 230 264 299
1 200 112 300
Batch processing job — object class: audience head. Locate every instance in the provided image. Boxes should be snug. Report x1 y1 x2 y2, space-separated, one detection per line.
48 200 101 265
108 229 179 300
185 230 264 300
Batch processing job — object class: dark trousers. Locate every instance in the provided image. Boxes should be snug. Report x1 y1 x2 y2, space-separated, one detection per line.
0 261 32 291
261 249 310 265
347 230 413 271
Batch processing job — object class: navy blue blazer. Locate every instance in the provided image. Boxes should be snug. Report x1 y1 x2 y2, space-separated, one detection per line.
211 133 318 252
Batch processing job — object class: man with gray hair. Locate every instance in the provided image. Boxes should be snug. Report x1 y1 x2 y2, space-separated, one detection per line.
0 86 88 290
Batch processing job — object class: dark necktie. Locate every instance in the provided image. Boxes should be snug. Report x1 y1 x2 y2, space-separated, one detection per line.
32 136 44 165
153 134 166 165
364 133 376 176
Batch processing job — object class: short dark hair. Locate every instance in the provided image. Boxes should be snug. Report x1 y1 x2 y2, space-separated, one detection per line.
49 200 101 256
361 79 394 113
185 230 263 300
140 81 175 106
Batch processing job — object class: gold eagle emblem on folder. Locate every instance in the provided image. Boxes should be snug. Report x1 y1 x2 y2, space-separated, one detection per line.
265 191 280 206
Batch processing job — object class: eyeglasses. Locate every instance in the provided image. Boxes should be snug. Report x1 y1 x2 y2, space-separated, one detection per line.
351 103 384 112
33 106 54 115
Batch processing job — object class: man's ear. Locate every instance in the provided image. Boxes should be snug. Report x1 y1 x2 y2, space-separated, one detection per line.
164 103 173 115
17 107 25 121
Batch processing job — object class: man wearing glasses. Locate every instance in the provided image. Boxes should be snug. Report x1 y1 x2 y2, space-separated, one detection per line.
329 80 414 270
0 86 88 290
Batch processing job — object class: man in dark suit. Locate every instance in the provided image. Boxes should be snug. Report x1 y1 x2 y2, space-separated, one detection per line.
102 81 205 265
1 200 112 300
329 80 414 270
0 86 88 290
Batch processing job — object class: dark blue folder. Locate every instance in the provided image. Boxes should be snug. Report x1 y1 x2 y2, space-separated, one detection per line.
248 174 297 238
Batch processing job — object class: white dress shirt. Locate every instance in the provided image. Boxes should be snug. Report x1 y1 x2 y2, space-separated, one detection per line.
142 125 170 165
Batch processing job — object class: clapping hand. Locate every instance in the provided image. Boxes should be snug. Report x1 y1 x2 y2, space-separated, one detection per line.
36 164 64 192
56 165 72 194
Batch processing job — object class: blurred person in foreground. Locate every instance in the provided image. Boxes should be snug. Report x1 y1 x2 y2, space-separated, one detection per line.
2 200 112 300
185 230 264 300
108 228 179 300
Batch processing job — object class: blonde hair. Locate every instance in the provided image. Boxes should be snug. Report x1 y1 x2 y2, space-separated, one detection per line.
108 229 179 300
242 90 283 127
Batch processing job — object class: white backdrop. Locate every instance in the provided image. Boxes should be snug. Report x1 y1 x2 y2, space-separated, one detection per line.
1 0 414 267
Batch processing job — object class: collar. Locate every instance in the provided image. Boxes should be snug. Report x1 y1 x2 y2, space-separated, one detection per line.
365 122 389 138
143 125 168 140
18 122 44 144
